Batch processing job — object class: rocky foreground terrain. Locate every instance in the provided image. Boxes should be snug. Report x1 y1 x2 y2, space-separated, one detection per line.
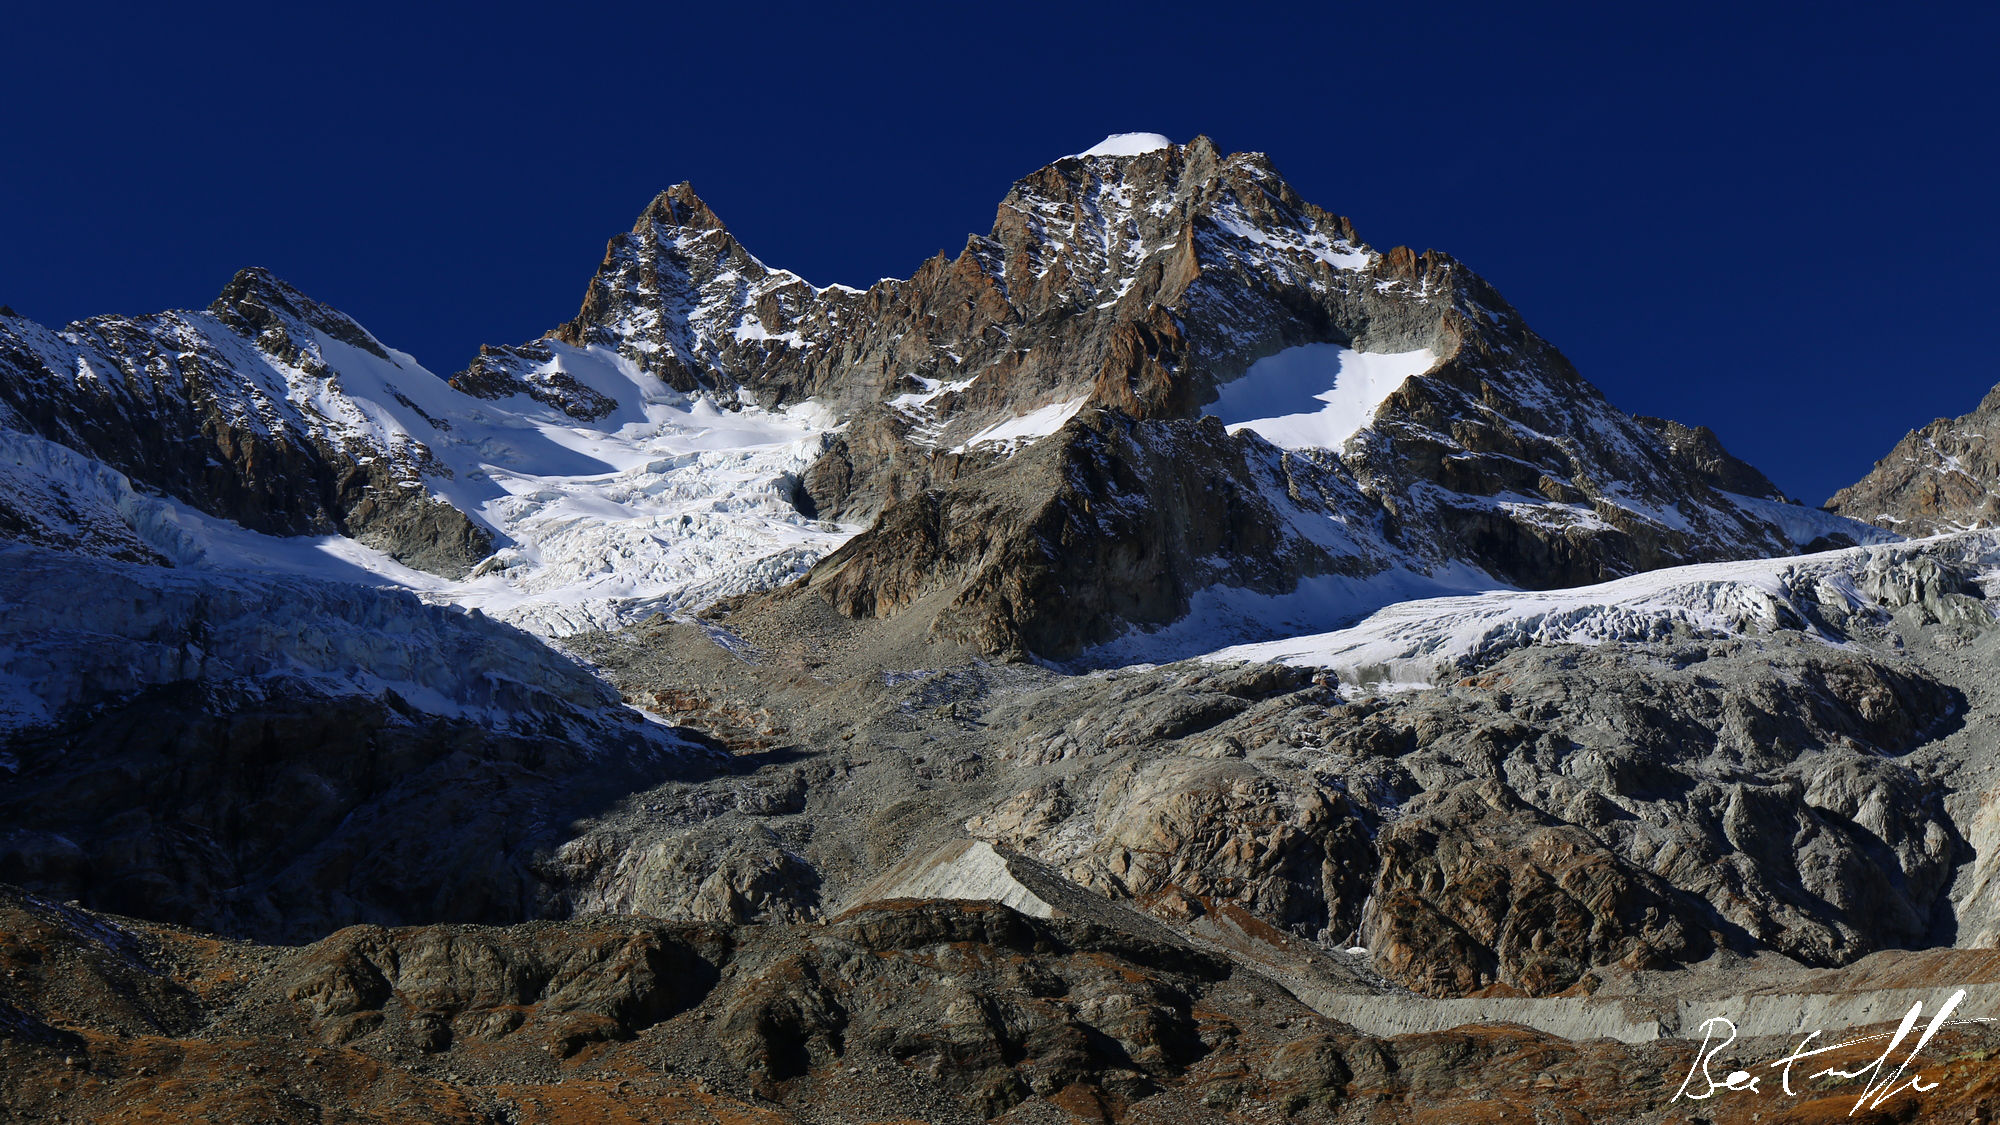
5 135 2000 1123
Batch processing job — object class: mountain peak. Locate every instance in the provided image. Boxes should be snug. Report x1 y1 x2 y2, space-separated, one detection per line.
212 265 307 308
208 267 390 360
636 182 727 233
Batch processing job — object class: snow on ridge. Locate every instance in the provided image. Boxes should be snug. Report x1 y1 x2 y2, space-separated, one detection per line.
1075 133 1173 158
1206 207 1374 272
1206 345 1439 452
1074 562 1504 672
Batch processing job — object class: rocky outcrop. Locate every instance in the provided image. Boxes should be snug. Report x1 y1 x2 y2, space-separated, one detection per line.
553 821 824 925
281 919 731 1054
1829 381 2000 533
1362 779 1708 996
975 756 1375 946
10 884 2000 1124
1303 638 1960 992
793 411 1377 658
928 554 1976 997
1635 414 1791 501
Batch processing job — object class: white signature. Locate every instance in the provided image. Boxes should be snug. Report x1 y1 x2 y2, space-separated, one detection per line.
1674 989 1984 1115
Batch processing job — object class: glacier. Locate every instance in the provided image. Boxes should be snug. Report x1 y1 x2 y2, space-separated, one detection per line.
1202 531 2000 690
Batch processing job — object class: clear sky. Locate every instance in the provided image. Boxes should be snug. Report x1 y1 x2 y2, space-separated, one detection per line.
4 1 1994 504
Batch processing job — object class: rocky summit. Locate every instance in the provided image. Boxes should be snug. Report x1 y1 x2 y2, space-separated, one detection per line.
1829 379 2000 535
3 134 2000 1125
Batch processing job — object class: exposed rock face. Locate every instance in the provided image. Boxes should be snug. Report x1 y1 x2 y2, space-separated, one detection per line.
554 821 824 925
548 184 853 398
713 140 1875 657
796 413 1377 658
953 638 1963 998
1334 639 1964 986
1829 381 2000 533
565 536 1995 1007
1635 415 1791 502
1362 779 1708 996
281 919 730 1054
0 273 491 576
1067 758 1374 943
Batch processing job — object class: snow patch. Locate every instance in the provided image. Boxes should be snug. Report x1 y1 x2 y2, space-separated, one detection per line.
1206 345 1439 451
952 398 1088 454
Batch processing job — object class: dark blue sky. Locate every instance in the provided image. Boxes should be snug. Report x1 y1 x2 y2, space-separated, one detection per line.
5 2 1994 504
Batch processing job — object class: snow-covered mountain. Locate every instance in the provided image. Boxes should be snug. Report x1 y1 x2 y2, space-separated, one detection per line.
0 134 1882 655
0 270 848 636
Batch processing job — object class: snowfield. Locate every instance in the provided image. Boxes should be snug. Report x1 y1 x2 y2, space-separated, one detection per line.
1205 344 1439 451
951 396 1089 454
302 334 857 635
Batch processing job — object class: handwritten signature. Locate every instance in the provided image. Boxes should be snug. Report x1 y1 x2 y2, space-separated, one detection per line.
1674 989 1981 1114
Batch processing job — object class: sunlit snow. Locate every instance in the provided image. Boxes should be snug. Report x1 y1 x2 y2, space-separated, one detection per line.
302 337 855 635
951 397 1088 454
1206 345 1438 451
8 313 859 638
1075 132 1173 158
